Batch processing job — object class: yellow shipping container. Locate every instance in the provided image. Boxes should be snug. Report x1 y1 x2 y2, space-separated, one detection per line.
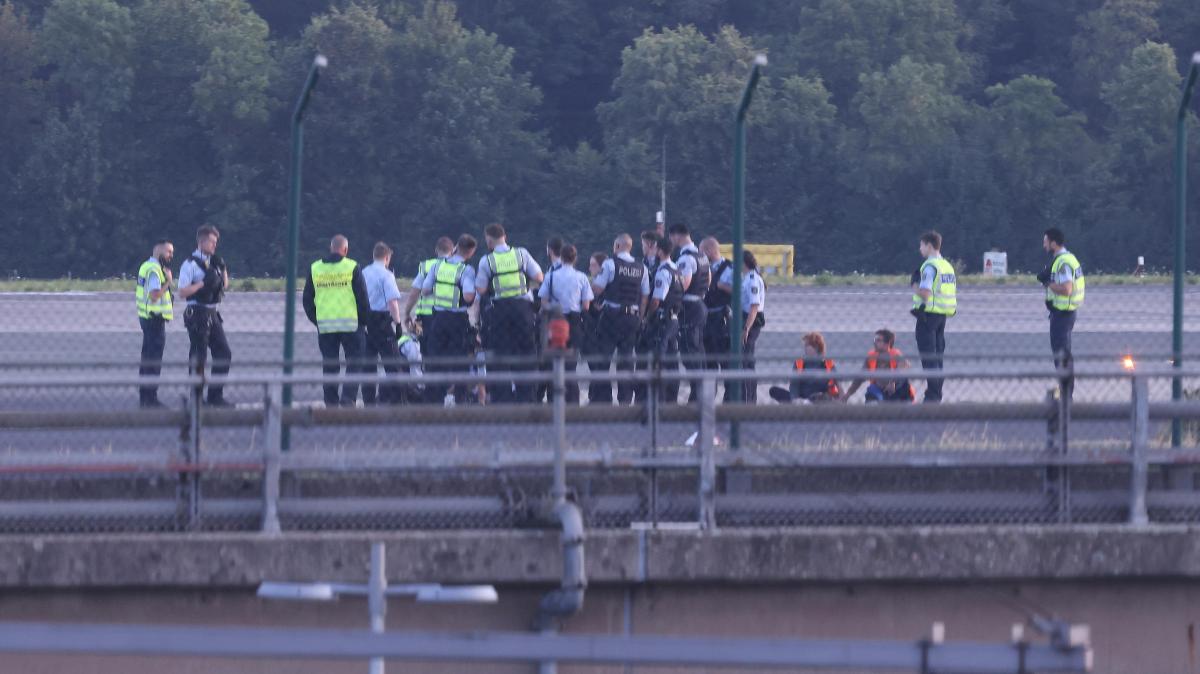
718 244 794 276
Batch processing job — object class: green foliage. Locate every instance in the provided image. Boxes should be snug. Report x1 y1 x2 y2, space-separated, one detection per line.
3 0 1200 280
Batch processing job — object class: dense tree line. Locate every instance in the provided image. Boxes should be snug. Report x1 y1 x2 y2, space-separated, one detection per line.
0 0 1197 278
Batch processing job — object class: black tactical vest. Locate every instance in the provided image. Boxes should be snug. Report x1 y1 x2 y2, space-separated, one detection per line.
189 254 225 305
682 249 710 300
705 259 732 310
608 256 645 307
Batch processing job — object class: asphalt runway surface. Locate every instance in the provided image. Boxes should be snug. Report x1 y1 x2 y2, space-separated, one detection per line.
1 284 1199 456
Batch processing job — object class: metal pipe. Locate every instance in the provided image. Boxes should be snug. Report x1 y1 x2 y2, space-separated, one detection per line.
534 501 586 631
1173 53 1200 447
368 541 386 674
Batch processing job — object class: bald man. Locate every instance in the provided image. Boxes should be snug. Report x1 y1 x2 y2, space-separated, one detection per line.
304 234 371 407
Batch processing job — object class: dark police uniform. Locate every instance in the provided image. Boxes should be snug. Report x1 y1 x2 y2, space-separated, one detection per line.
477 245 542 403
644 259 684 403
675 243 710 402
179 249 232 406
591 253 649 404
703 257 734 401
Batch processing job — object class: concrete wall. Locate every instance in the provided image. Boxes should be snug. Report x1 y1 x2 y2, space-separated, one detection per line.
1 526 1199 673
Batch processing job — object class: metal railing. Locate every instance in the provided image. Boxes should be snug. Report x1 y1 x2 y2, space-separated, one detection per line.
2 360 1200 533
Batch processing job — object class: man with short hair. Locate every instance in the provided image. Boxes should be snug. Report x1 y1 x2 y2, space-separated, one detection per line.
700 237 735 401
136 239 174 407
591 234 650 404
178 224 232 407
475 223 544 403
668 223 709 402
1039 227 1084 399
361 241 406 405
912 230 956 403
404 237 454 348
840 329 915 403
303 235 370 407
422 234 479 404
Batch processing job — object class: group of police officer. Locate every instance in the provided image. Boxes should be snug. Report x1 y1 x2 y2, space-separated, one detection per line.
135 223 1082 407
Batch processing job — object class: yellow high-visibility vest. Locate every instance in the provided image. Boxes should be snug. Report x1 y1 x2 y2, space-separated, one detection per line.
311 257 359 333
911 257 957 316
415 258 438 317
488 249 527 299
1047 252 1085 312
136 260 173 320
433 261 466 309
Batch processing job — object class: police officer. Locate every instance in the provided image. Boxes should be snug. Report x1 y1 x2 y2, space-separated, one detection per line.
700 237 735 401
583 252 608 401
361 242 406 405
740 250 766 403
136 239 174 408
535 237 565 402
644 236 684 403
1039 227 1084 398
538 243 593 404
403 236 453 352
668 223 709 402
303 235 370 407
178 224 232 407
640 230 659 276
911 230 957 403
421 234 478 405
476 223 543 403
590 234 649 404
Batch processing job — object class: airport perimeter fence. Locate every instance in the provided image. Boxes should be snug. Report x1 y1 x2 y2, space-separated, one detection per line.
3 357 1200 535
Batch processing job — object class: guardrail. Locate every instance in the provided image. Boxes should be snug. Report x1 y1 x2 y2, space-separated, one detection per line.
1 361 1200 533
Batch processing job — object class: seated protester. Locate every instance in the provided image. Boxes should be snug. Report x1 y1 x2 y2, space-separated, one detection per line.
840 328 916 403
769 332 840 403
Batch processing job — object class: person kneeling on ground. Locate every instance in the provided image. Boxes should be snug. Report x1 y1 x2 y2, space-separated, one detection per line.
840 329 915 403
769 332 840 403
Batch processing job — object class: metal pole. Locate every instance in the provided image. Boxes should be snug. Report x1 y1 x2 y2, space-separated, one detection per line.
368 541 386 674
1173 53 1200 447
729 53 766 448
1130 376 1150 526
552 356 567 503
283 53 328 451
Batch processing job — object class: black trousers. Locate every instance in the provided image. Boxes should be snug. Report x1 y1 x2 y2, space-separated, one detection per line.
1050 309 1076 398
318 328 366 406
679 301 707 402
426 311 471 403
363 311 402 405
703 307 732 401
591 307 640 404
914 312 948 403
741 316 763 403
487 298 537 403
184 305 232 404
642 313 680 404
138 316 166 404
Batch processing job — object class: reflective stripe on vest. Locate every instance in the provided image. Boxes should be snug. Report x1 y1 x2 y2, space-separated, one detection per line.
415 258 438 316
489 249 528 299
1047 252 1085 312
866 348 901 384
912 258 957 316
311 257 359 333
433 261 466 309
136 260 173 320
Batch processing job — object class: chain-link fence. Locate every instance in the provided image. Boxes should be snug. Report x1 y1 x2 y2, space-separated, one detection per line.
2 362 1200 534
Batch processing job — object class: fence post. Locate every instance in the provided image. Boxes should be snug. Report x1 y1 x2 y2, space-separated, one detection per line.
697 375 717 530
552 356 567 503
1130 376 1150 526
262 382 283 534
182 373 203 531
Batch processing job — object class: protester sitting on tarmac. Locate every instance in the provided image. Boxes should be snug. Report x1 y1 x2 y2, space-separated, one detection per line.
839 329 916 403
769 332 839 403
